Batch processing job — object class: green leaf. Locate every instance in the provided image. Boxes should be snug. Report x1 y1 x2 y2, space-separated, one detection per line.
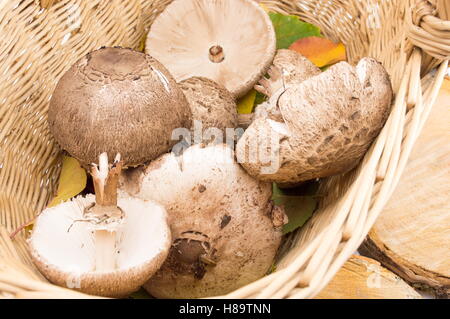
269 12 321 49
254 91 267 107
129 288 152 299
272 183 317 234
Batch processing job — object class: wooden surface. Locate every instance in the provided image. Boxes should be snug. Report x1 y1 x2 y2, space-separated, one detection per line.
316 255 421 299
361 77 450 297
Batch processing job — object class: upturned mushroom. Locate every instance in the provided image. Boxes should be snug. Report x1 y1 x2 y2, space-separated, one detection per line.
180 77 237 143
48 47 191 167
120 144 287 298
237 57 392 186
145 0 276 98
28 153 171 297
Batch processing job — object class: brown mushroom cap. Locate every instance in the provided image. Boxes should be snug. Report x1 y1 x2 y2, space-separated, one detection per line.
180 77 237 141
278 59 392 176
48 47 191 167
238 58 392 186
273 49 322 85
28 195 171 298
236 116 307 185
145 0 276 98
120 144 285 298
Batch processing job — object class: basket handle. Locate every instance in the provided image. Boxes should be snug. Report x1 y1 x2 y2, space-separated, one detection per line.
408 0 450 60
39 0 59 9
436 0 449 20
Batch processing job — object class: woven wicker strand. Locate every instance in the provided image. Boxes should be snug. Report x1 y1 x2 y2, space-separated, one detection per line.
0 0 449 299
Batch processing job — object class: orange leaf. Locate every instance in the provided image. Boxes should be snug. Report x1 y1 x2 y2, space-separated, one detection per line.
289 36 346 67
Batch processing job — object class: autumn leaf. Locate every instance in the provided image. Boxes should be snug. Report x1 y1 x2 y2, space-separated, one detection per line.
137 33 146 52
48 156 87 207
269 12 321 49
259 2 269 12
289 36 346 67
237 89 257 114
272 183 318 235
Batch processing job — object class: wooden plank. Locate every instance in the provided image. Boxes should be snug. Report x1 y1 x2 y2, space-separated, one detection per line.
316 255 421 299
361 78 450 297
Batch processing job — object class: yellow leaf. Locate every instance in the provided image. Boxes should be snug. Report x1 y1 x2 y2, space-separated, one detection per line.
259 2 269 12
289 36 346 67
237 89 257 114
24 220 35 235
48 156 87 207
137 33 146 52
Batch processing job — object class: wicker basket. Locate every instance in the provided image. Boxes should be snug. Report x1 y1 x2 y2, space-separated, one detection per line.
0 0 448 299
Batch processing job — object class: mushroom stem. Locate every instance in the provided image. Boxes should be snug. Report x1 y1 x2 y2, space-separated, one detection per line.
208 45 225 63
94 230 117 271
90 152 123 272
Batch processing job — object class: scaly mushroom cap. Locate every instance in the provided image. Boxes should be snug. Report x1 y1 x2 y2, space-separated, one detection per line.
273 49 322 84
236 116 308 185
238 58 392 186
28 195 171 298
356 58 392 133
278 59 392 177
120 144 286 298
48 47 191 167
180 77 237 140
145 0 276 98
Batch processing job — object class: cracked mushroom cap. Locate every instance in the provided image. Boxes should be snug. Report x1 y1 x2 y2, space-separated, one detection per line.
48 47 191 167
28 195 171 297
119 144 286 298
255 49 321 98
180 77 237 140
238 58 392 186
252 50 321 124
145 0 276 98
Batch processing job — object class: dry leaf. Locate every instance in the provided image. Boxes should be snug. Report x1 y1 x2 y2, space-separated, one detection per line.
48 156 87 207
289 36 346 67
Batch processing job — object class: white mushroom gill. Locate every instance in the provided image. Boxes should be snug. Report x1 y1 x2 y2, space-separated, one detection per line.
29 194 169 273
146 0 275 97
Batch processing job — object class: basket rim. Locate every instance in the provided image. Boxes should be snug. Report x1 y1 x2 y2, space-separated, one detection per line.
0 0 449 299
